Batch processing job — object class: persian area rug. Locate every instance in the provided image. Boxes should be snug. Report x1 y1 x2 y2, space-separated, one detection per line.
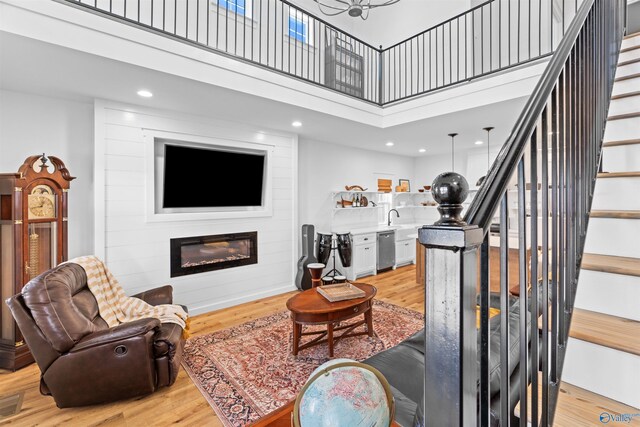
182 300 424 427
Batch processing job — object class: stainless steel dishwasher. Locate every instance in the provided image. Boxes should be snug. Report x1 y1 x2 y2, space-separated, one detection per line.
377 230 396 272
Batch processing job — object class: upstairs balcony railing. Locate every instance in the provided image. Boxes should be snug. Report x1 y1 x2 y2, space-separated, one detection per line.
419 0 626 425
58 0 584 105
381 0 582 103
58 0 383 103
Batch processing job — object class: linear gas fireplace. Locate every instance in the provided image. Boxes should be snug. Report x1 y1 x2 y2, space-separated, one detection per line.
170 232 258 277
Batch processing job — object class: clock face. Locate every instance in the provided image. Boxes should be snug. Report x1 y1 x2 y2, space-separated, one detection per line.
28 185 56 220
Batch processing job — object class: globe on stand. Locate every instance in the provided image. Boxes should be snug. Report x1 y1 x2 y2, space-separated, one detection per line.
293 358 395 427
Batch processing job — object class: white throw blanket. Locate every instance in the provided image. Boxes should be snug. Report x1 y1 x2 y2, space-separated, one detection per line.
69 256 189 332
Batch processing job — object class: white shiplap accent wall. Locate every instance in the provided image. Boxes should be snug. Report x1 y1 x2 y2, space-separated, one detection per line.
94 101 298 315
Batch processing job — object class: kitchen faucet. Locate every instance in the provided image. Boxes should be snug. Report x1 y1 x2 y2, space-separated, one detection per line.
387 209 400 226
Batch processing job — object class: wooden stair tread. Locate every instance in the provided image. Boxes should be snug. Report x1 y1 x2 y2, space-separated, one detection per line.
621 45 640 53
611 91 640 100
624 31 640 40
607 112 640 121
581 253 640 277
590 210 640 219
598 171 640 178
615 72 640 82
556 382 640 426
603 138 640 147
516 373 640 426
569 308 640 356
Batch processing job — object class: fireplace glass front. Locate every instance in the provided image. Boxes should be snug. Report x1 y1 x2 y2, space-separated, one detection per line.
170 232 257 277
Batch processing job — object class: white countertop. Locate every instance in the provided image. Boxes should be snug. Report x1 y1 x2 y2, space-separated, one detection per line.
336 223 425 235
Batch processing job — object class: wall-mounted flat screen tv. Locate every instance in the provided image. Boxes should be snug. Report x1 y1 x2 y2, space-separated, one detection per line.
162 144 266 208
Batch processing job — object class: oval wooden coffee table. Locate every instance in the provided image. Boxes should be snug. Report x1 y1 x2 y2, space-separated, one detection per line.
286 283 376 357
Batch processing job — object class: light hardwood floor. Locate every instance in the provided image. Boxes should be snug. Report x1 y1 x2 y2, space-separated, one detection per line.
0 266 423 426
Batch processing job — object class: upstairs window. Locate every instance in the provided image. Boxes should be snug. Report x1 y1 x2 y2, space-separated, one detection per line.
215 0 250 17
288 12 313 45
288 15 306 43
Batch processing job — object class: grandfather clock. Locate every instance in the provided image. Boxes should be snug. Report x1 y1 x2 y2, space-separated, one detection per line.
0 154 74 370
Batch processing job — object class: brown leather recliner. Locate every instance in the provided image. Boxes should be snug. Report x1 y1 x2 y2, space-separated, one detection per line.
5 262 186 408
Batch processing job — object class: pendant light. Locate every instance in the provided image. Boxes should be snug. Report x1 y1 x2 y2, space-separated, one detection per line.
448 133 458 171
483 127 494 168
476 127 494 187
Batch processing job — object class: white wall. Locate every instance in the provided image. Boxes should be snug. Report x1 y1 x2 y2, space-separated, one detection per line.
298 137 503 236
94 101 298 315
414 147 498 191
0 89 94 258
298 138 415 233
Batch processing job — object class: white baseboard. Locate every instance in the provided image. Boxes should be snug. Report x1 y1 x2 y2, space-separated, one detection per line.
187 283 298 316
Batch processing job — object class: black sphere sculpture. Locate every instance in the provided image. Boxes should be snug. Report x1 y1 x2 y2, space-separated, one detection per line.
431 172 469 226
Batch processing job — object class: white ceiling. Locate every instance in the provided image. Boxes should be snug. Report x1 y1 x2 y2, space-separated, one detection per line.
0 31 528 157
291 0 472 48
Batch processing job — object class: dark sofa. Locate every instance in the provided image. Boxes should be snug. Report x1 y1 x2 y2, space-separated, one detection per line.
364 294 531 426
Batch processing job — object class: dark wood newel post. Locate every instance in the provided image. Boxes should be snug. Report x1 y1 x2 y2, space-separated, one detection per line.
418 172 482 426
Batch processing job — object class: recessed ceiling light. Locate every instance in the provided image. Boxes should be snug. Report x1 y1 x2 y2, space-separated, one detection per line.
419 148 426 153
475 140 484 145
385 142 394 147
137 89 153 98
291 121 302 127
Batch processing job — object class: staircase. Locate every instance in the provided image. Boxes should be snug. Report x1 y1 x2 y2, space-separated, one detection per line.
558 31 640 422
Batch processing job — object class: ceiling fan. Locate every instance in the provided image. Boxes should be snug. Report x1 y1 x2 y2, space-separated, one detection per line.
312 0 401 20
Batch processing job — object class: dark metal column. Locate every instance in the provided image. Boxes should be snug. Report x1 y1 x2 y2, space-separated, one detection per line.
419 172 483 427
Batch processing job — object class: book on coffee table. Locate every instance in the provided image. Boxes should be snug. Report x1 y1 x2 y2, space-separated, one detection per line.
317 283 366 302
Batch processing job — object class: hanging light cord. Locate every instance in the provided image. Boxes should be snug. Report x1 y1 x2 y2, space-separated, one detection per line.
483 127 494 169
448 133 458 171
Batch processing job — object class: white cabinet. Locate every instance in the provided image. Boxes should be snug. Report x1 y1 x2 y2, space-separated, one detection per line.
394 227 417 267
353 233 376 245
395 239 415 266
354 244 376 275
350 237 377 280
